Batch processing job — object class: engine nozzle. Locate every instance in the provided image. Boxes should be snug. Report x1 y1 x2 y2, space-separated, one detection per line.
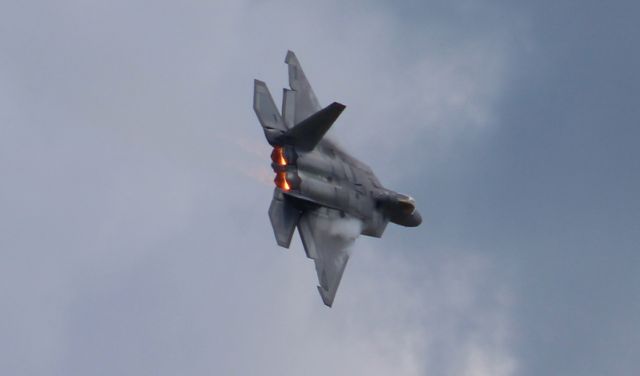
271 146 300 192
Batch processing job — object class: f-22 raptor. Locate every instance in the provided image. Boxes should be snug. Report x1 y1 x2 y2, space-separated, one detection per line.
254 51 421 307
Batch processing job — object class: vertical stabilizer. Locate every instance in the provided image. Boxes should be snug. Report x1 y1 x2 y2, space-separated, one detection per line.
282 88 296 128
285 51 322 125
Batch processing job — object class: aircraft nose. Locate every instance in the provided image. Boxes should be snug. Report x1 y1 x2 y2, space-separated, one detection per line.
408 209 422 227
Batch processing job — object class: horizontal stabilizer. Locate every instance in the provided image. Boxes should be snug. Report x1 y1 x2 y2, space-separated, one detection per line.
283 102 345 152
254 79 288 145
268 189 301 248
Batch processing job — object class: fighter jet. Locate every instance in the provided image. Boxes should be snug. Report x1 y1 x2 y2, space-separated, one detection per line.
253 51 422 307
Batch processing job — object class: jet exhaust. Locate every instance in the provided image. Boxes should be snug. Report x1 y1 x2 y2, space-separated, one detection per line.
271 146 287 166
271 146 300 192
274 171 290 191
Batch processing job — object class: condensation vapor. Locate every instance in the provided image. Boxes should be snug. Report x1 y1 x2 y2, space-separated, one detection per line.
328 217 363 242
314 216 364 263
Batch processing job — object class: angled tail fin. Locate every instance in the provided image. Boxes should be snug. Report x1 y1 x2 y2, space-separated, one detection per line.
256 52 346 150
282 88 296 128
285 50 321 125
254 79 288 145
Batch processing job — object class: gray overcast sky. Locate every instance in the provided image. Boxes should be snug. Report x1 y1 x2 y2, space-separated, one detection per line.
1 1 638 375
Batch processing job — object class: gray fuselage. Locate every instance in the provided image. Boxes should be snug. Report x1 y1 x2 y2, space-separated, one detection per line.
272 138 421 237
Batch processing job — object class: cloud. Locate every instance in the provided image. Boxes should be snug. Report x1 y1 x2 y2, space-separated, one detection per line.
0 0 526 375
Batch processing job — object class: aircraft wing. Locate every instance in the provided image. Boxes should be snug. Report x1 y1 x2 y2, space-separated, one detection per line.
285 50 322 125
297 206 357 307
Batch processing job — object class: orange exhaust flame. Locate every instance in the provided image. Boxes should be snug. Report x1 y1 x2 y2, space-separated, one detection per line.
274 172 290 191
271 147 287 166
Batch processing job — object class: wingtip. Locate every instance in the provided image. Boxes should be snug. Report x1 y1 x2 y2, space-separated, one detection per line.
317 286 334 307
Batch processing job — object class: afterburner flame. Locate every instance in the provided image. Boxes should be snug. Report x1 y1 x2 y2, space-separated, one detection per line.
274 171 290 191
271 147 287 166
